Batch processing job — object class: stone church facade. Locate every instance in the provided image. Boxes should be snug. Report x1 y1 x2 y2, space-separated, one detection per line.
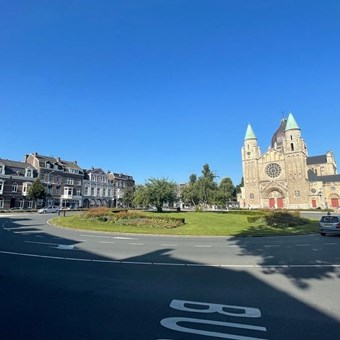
237 113 340 210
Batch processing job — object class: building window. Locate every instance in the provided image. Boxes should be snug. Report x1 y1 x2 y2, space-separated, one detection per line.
22 183 31 195
12 183 18 192
66 178 74 185
249 193 254 200
290 143 294 151
28 201 33 209
294 190 300 198
26 169 33 177
0 165 4 174
0 198 3 208
265 163 282 178
0 181 3 194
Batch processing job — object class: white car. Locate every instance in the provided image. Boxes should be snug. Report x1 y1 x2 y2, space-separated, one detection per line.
38 206 60 214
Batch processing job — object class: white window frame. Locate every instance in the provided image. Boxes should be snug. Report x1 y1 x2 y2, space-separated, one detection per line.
0 181 3 194
12 182 18 192
0 198 4 208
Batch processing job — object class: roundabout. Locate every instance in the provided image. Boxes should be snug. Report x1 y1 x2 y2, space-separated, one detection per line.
1 213 340 339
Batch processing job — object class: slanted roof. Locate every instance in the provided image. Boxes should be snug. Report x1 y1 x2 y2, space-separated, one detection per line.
307 155 327 165
271 118 287 148
308 169 340 183
244 124 256 140
285 113 300 131
0 159 33 176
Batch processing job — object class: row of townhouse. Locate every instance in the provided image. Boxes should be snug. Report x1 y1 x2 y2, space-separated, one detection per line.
0 152 135 210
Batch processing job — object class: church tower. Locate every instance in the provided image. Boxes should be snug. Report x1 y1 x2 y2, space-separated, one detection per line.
282 113 309 207
241 124 261 207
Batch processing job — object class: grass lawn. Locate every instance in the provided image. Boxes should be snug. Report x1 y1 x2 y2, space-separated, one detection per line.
51 211 319 237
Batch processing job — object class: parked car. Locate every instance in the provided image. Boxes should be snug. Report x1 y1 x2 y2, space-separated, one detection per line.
38 206 60 214
319 215 340 236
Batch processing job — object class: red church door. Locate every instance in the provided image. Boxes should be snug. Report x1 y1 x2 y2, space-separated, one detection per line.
269 198 275 208
312 199 317 208
331 198 339 208
277 198 284 208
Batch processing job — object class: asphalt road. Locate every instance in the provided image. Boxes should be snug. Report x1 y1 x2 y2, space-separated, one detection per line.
1 213 340 339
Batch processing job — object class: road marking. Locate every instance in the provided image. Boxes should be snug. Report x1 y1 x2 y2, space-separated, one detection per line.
114 236 137 240
1 250 340 269
100 241 115 244
160 244 178 247
325 242 337 245
128 242 144 246
263 245 280 248
25 241 62 246
79 234 115 239
194 245 212 248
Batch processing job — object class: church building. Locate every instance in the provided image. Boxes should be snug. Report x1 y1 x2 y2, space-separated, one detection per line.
238 113 340 210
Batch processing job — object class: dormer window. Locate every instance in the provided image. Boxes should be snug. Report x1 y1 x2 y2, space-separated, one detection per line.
0 164 4 174
26 168 33 178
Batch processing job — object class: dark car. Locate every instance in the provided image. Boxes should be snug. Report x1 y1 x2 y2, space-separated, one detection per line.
319 215 340 236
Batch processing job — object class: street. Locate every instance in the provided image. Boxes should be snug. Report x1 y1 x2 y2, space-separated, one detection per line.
1 213 340 339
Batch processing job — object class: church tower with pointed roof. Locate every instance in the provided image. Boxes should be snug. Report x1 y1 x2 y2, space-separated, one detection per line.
238 113 340 210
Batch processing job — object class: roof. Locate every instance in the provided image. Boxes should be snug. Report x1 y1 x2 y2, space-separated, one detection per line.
308 170 340 183
271 118 287 148
307 155 327 165
244 124 256 140
0 159 34 176
285 113 300 131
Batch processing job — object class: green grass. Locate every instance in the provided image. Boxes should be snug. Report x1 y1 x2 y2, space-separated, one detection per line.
51 211 319 237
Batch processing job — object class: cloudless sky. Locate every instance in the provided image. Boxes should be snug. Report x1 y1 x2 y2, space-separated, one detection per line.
1 0 340 185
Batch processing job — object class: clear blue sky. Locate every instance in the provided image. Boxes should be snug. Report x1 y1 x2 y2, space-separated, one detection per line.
1 0 339 185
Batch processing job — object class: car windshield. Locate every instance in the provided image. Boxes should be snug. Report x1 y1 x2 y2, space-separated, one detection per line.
321 216 339 223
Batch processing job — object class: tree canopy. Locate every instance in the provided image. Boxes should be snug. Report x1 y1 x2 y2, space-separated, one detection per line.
133 178 177 212
27 178 45 208
181 164 236 208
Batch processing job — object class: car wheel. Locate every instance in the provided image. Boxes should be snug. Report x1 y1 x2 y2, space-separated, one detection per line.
43 210 47 214
320 232 326 236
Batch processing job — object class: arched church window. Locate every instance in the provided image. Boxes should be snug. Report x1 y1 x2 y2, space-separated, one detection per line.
249 193 254 200
294 190 300 198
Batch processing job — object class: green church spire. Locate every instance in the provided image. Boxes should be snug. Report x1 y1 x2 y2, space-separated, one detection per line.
244 124 257 140
285 112 300 131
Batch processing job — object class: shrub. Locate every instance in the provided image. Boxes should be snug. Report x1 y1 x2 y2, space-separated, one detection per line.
264 210 308 227
81 207 111 218
247 216 263 223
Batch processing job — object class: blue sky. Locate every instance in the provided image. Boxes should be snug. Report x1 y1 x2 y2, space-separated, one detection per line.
1 0 339 185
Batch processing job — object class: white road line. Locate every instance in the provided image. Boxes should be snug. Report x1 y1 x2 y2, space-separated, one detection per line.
160 244 178 247
100 241 115 244
128 242 144 246
80 234 115 239
263 245 280 248
325 243 337 245
25 240 62 246
2 250 340 269
194 245 212 248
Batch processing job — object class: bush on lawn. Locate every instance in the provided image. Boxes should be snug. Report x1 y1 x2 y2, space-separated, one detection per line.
264 210 309 227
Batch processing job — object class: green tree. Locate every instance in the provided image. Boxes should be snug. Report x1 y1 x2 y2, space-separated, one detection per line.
133 178 177 212
196 164 218 206
122 186 135 208
181 174 200 206
27 178 46 208
215 177 235 207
